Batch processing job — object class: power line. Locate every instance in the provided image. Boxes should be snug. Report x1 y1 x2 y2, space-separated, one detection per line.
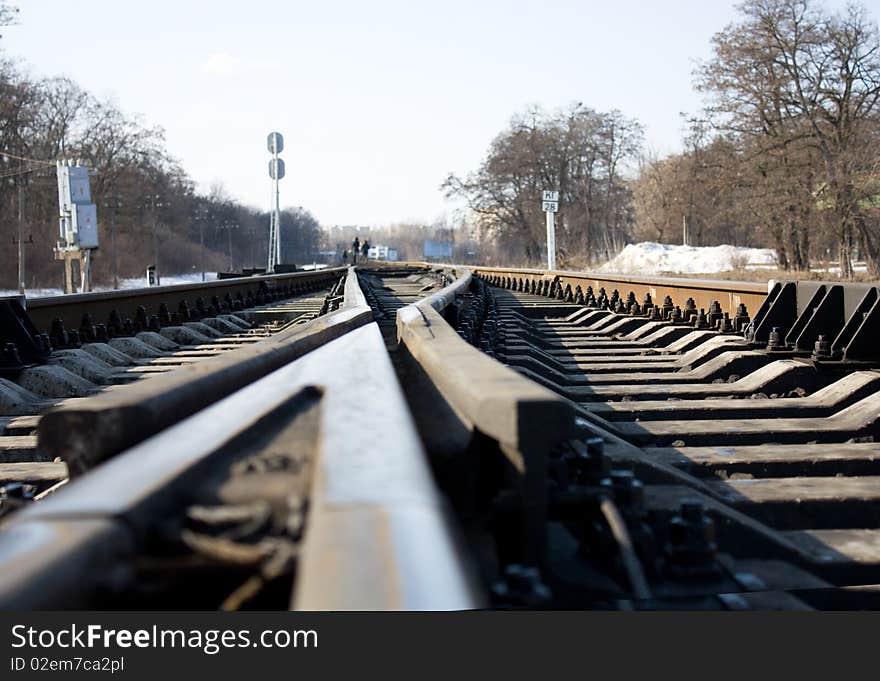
0 150 57 167
0 164 47 180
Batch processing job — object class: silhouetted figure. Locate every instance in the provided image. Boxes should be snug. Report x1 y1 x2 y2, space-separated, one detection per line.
362 240 370 261
342 249 349 264
352 237 361 265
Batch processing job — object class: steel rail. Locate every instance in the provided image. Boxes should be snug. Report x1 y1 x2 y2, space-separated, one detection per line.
370 261 769 318
23 267 346 334
0 268 477 610
471 266 768 318
395 270 577 565
37 268 372 474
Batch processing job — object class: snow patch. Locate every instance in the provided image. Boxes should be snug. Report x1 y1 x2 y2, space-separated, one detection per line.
599 242 777 275
1 272 219 299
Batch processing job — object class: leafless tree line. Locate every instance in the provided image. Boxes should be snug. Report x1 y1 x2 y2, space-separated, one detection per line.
637 0 880 277
446 0 880 277
0 5 320 290
443 104 643 268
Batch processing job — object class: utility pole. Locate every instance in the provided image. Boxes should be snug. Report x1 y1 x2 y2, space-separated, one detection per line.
200 219 206 281
227 224 233 270
150 193 161 286
17 157 25 293
107 191 119 289
194 205 208 282
541 190 559 270
219 220 238 271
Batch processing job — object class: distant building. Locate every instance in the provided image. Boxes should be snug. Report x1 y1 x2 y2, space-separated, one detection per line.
424 240 453 260
368 244 398 261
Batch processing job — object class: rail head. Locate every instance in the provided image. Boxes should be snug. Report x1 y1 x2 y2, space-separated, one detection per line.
341 266 368 310
291 324 480 610
395 276 577 564
469 264 768 295
1 322 477 610
23 267 347 334
397 301 575 461
416 267 472 313
36 268 374 474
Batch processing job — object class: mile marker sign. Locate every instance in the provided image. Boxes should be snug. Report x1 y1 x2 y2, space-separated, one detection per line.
542 189 558 270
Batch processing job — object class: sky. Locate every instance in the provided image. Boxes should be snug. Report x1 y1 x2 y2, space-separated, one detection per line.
0 0 860 227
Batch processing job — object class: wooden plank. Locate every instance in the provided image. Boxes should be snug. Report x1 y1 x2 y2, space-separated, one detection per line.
712 476 880 503
590 372 880 422
708 476 880 529
648 443 880 478
783 529 880 566
616 392 880 446
3 415 40 435
0 436 39 463
0 461 67 484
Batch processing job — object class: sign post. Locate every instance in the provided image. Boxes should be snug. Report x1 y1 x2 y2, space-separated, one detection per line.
267 132 285 273
542 190 558 270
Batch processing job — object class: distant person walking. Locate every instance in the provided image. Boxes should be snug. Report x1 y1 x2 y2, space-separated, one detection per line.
352 237 361 265
362 240 370 262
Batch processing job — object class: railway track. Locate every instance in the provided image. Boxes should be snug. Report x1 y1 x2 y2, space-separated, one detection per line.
464 268 880 608
0 270 345 488
0 263 878 610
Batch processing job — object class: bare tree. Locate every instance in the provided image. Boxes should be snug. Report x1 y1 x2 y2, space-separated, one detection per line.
443 104 642 267
698 0 880 277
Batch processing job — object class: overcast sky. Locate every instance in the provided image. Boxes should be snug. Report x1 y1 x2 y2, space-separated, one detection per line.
0 0 856 227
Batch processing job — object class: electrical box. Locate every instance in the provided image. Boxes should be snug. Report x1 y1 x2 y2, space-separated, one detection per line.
56 162 99 250
68 167 92 204
73 204 99 249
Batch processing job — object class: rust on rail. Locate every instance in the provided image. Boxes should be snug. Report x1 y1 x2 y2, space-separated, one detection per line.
469 266 769 318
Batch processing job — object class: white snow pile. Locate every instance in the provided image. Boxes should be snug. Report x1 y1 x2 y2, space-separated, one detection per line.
599 242 777 275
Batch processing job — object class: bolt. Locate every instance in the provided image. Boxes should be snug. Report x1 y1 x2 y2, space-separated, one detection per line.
708 301 723 326
813 334 831 359
767 326 786 350
602 469 644 513
569 437 609 484
50 318 69 348
1 342 21 367
108 310 124 336
664 499 718 573
734 304 750 332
